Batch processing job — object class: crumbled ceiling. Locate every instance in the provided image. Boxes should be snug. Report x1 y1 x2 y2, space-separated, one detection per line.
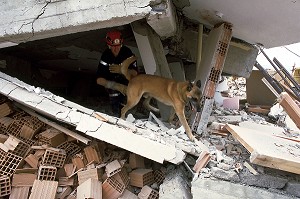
175 0 300 48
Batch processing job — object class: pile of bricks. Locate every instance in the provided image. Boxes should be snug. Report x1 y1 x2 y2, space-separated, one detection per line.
0 99 164 199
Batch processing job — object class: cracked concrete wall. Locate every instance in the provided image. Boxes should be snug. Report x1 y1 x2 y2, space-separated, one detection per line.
0 0 152 44
179 29 258 78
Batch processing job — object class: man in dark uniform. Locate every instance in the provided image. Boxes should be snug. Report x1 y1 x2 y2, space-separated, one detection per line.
96 30 138 117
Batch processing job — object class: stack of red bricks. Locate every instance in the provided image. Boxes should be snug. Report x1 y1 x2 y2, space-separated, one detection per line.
0 99 165 199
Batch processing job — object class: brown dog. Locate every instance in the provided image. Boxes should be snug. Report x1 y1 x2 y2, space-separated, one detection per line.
121 74 202 141
96 56 202 141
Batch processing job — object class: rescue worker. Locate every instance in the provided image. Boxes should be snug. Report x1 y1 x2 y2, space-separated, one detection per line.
96 30 138 117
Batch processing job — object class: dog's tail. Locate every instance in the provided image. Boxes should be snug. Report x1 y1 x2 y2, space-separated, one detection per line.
121 56 137 81
143 97 160 113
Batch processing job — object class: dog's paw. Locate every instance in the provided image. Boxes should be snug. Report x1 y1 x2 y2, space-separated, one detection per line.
188 134 196 142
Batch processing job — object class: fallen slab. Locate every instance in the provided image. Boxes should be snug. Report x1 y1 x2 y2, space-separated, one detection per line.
225 124 300 174
85 120 183 164
192 178 292 199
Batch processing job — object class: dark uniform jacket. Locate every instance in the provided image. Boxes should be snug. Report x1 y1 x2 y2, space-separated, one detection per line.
97 45 137 92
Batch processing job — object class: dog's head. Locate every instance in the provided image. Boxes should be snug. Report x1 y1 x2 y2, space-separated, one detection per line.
187 80 202 111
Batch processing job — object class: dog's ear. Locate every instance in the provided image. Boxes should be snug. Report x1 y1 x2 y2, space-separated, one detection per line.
195 79 201 89
187 81 193 91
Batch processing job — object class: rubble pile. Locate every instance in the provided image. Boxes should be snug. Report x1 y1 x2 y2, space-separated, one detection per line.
0 73 299 199
0 99 178 199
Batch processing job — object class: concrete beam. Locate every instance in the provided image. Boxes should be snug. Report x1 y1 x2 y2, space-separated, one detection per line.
0 0 152 44
147 0 178 39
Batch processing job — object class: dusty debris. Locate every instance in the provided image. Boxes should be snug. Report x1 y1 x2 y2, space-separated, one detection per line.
0 71 299 199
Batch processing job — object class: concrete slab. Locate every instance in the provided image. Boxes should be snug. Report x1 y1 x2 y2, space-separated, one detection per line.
86 122 180 164
192 178 291 199
8 87 44 107
0 0 152 43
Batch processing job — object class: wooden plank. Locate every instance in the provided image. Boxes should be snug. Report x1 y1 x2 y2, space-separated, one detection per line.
278 92 300 129
225 124 300 174
247 107 270 114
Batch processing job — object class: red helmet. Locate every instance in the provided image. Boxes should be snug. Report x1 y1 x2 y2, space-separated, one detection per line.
106 30 123 46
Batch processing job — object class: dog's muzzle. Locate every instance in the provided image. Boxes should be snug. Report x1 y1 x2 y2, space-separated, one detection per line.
190 97 202 112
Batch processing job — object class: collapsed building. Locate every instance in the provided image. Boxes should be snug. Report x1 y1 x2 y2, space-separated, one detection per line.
0 0 299 198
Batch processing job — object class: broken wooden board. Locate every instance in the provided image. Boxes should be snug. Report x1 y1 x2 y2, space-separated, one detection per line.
225 124 300 174
278 92 300 129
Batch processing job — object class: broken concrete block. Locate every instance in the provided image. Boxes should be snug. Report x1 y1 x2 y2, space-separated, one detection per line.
105 160 122 177
29 180 58 199
240 173 288 189
84 145 102 164
9 186 30 199
77 168 103 185
102 177 125 199
58 177 75 186
72 154 86 171
0 134 8 144
192 151 211 173
138 185 159 199
111 168 130 188
38 128 66 147
159 168 192 199
129 153 145 169
38 165 57 181
153 170 165 185
42 148 66 168
210 167 240 182
0 102 14 118
56 141 82 159
223 96 239 110
56 186 72 199
77 178 102 199
0 151 23 177
192 178 291 199
12 173 36 187
4 135 30 158
285 181 300 198
24 154 39 168
119 189 138 199
129 169 154 188
0 175 11 197
19 116 44 139
63 163 75 177
0 117 13 135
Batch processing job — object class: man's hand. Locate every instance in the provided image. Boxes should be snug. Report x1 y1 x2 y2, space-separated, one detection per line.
109 63 131 80
109 64 122 74
96 77 107 86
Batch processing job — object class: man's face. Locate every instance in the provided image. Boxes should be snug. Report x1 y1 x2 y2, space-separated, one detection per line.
110 45 121 57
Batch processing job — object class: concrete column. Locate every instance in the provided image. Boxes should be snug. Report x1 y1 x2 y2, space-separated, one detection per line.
192 23 233 134
131 21 172 121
